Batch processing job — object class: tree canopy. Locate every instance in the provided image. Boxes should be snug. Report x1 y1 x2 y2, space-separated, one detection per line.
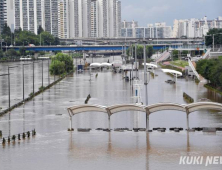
205 28 222 47
196 58 222 88
0 23 60 47
50 53 74 75
37 26 44 35
127 45 154 59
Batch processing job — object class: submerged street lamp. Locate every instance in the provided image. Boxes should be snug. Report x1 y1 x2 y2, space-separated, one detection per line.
8 66 18 109
23 63 32 101
33 61 40 95
0 73 9 109
142 39 149 132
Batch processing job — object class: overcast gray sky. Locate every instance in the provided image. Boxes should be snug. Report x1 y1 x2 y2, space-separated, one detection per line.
121 0 222 26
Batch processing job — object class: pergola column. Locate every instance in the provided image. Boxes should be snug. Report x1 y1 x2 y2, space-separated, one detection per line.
108 116 111 130
106 109 112 131
186 110 190 130
146 109 150 131
70 116 73 130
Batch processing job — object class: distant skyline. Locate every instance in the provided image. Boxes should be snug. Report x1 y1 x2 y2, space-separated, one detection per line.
121 0 222 26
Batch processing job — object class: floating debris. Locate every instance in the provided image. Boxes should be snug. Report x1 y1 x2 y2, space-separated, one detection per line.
85 94 91 104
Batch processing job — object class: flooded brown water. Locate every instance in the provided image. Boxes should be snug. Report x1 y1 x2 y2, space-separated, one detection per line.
0 56 222 170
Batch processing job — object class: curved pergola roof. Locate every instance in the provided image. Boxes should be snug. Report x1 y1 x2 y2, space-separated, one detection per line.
162 69 182 76
107 104 145 116
142 63 158 68
90 63 102 67
90 63 112 67
186 102 222 113
67 104 107 117
101 63 112 67
67 102 222 117
146 103 186 114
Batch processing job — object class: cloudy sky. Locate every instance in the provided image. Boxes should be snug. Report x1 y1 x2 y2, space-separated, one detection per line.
121 0 222 26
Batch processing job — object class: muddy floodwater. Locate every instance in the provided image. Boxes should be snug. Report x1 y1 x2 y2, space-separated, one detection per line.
0 56 222 170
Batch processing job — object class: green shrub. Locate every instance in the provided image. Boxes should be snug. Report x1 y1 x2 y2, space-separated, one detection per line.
50 53 74 75
50 60 66 75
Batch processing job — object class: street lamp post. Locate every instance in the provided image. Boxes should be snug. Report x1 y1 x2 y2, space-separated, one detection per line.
213 34 215 51
213 33 222 51
8 66 19 109
143 40 149 131
135 43 138 79
32 61 40 95
48 59 50 85
0 74 9 109
23 63 32 101
206 33 222 51
42 59 44 87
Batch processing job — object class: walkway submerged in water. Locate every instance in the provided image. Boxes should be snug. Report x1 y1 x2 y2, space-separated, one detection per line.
67 102 222 131
0 72 72 117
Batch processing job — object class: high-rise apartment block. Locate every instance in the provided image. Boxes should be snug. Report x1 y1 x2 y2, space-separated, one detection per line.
121 21 172 39
13 0 43 35
172 16 222 38
2 0 121 38
0 0 6 35
0 0 14 35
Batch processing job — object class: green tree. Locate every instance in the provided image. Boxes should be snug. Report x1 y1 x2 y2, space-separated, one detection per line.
50 53 74 75
19 47 26 56
146 46 153 58
54 37 60 45
5 49 18 57
15 30 39 46
37 26 44 35
127 45 153 59
0 50 4 58
1 23 12 46
1 23 11 36
172 50 179 60
196 58 222 87
50 60 66 75
205 28 222 46
40 31 55 45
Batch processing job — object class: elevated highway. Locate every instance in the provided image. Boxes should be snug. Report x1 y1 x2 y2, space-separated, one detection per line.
60 37 204 45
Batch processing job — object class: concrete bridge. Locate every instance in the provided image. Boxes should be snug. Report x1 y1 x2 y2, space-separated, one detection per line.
67 102 222 131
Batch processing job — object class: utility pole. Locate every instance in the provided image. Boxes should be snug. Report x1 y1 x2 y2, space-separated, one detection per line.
143 40 149 131
213 34 215 51
135 43 138 79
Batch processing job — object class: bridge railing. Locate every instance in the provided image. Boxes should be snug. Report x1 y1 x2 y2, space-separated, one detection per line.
203 49 211 59
188 59 200 80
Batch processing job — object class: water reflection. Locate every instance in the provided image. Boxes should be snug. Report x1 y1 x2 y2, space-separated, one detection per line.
0 57 222 170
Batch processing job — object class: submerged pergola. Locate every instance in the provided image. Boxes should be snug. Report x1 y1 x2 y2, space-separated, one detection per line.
67 102 222 131
162 69 183 83
90 63 112 67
